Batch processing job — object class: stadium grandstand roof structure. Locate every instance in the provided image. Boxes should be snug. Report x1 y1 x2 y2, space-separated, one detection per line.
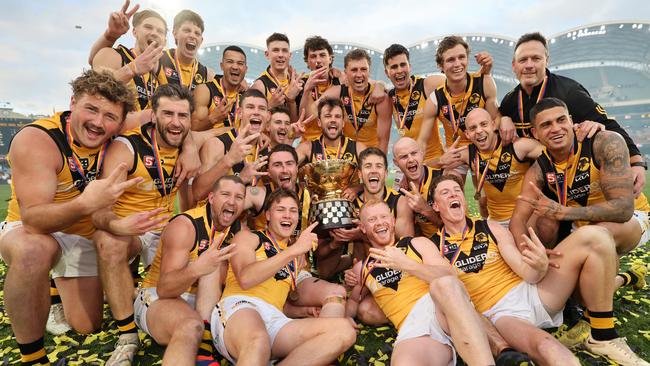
198 41 387 83
197 20 650 104
547 21 650 108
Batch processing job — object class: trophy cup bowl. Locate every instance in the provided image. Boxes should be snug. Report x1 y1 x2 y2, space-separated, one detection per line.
300 159 358 234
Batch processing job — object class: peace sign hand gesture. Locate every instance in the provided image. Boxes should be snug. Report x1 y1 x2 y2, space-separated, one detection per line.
105 0 139 42
290 109 315 139
517 182 567 221
400 182 429 215
286 70 305 102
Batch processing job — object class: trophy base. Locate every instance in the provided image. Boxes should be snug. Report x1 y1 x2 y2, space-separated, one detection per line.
309 198 357 235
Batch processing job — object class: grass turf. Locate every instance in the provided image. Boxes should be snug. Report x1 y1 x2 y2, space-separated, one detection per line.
0 182 648 365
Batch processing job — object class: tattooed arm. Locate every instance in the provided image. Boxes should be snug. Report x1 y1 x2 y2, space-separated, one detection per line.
559 131 634 222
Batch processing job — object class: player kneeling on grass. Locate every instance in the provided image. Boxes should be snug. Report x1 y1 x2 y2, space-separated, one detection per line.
346 199 494 366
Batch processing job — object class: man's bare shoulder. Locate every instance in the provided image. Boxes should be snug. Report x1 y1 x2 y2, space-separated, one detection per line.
10 126 62 171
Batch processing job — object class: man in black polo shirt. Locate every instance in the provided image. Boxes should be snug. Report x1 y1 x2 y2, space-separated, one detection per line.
499 32 646 196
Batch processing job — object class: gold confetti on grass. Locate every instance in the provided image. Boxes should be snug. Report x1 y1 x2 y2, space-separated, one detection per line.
0 241 648 364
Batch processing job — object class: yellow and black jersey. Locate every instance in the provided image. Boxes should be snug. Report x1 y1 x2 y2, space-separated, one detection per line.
205 75 242 129
537 134 603 226
223 230 297 310
157 48 208 91
248 183 310 237
256 66 290 102
297 73 341 141
434 72 486 148
6 112 104 238
340 84 379 148
635 194 650 211
431 217 522 313
142 202 241 293
353 187 401 218
389 76 444 161
499 69 639 158
114 44 158 111
308 136 358 164
413 166 443 237
113 123 178 222
537 134 649 226
468 140 533 221
363 237 430 330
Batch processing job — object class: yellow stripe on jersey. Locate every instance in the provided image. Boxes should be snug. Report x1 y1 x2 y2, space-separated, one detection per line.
535 135 647 227
470 142 532 221
342 84 379 148
634 193 650 211
112 124 178 225
143 203 236 293
392 76 444 161
415 166 442 237
432 218 522 313
436 72 486 148
363 237 430 330
222 231 293 310
6 112 101 238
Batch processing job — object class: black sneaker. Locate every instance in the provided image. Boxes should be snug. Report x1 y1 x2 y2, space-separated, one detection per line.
495 348 534 366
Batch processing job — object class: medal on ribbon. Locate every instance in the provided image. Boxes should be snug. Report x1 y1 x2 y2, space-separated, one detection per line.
439 223 471 268
517 75 548 137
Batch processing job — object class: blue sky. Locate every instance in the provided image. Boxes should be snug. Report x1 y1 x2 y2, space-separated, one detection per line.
0 0 647 115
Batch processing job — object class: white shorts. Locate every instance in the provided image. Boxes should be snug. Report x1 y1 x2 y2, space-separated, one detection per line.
483 281 563 329
488 218 510 228
296 270 313 284
632 210 650 248
395 294 456 366
570 210 650 249
211 295 293 364
133 287 196 337
0 221 98 278
138 231 161 268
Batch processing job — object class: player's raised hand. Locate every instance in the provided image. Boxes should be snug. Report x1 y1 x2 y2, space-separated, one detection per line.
475 52 493 75
290 108 315 138
239 156 269 185
369 246 414 272
194 238 236 276
286 70 305 101
110 207 169 236
291 222 319 255
81 163 143 213
105 0 139 41
517 182 566 220
132 41 163 75
210 96 235 125
304 66 329 93
400 182 429 215
439 137 465 168
269 86 287 109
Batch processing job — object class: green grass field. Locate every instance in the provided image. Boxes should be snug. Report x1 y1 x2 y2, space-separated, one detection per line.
0 182 648 365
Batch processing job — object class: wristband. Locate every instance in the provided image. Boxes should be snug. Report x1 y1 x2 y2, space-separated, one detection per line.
631 161 647 170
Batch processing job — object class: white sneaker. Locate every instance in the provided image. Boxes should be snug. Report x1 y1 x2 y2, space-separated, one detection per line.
584 335 650 366
46 303 71 335
106 333 140 366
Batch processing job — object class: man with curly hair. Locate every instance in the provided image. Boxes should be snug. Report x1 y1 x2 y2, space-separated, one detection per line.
0 70 140 365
